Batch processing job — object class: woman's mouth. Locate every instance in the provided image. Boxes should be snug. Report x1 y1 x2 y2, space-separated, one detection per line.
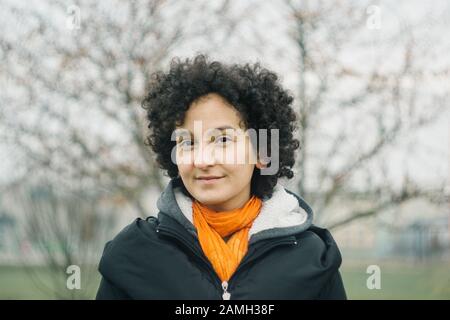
196 176 225 185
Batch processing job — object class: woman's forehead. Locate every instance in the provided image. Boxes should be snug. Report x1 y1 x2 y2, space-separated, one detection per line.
183 94 243 123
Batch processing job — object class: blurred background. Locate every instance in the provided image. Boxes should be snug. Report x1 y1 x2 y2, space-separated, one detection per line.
0 0 449 299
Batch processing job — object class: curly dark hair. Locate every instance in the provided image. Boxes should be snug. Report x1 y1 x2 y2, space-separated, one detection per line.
142 54 300 200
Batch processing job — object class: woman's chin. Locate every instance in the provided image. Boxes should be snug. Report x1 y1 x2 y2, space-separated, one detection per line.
192 192 228 206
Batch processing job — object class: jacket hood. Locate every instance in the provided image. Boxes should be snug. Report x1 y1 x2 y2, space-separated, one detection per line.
96 178 346 299
156 177 314 244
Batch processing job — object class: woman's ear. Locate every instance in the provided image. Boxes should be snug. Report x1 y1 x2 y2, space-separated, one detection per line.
255 159 267 169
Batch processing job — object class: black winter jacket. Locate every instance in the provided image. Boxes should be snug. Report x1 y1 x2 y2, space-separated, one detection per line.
96 178 347 300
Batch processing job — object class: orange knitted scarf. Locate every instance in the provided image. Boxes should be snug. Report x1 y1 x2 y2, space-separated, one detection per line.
192 195 263 282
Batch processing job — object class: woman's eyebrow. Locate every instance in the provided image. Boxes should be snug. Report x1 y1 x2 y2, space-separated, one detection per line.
176 126 237 141
213 125 237 131
178 125 236 133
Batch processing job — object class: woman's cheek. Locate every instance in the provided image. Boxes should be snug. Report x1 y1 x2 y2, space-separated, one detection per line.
177 162 192 179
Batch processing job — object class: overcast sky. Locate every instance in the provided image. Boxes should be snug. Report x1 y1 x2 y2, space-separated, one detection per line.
0 0 448 190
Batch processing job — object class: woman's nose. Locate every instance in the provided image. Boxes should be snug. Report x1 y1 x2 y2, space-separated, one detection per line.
193 144 216 168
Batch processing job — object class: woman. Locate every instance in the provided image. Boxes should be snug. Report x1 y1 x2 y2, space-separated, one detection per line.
96 55 347 300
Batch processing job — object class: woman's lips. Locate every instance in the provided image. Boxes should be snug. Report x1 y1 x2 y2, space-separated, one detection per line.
196 176 225 185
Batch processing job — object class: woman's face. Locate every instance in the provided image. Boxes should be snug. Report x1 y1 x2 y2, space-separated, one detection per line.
175 93 263 212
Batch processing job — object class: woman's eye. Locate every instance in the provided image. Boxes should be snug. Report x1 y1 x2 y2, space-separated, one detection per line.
179 140 193 149
216 135 232 145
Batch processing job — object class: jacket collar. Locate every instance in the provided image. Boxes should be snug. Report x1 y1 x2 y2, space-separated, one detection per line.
156 177 314 244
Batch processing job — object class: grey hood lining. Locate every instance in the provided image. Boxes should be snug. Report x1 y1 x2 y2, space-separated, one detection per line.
156 178 314 244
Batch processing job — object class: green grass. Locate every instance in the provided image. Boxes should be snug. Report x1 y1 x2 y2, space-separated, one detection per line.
341 261 450 299
0 261 449 299
0 265 100 299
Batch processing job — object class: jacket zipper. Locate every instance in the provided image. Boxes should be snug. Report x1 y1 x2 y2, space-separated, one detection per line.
220 238 295 300
156 225 297 300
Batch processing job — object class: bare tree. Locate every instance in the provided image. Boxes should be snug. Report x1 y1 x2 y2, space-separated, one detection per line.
0 0 251 216
280 0 450 228
4 180 117 299
0 0 256 299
